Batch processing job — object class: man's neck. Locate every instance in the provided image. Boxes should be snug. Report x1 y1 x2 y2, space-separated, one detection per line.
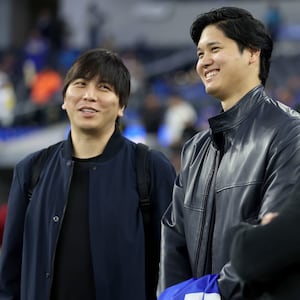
71 128 115 159
221 83 261 111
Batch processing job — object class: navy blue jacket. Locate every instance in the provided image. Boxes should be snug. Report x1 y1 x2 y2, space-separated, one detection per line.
0 129 176 300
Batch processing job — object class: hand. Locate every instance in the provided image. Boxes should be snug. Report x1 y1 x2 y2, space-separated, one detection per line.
261 212 279 225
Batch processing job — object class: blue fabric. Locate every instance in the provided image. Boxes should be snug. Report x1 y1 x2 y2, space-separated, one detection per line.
158 274 220 300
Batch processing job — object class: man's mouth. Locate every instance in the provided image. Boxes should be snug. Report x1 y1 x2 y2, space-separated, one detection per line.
79 108 98 113
205 70 218 80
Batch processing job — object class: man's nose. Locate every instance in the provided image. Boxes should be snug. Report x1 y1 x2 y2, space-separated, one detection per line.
199 53 213 67
83 85 97 101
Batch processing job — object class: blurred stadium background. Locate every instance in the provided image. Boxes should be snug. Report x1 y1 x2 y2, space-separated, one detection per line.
0 0 300 201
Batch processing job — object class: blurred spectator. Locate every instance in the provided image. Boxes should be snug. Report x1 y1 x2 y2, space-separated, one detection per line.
264 2 283 42
0 73 16 127
23 28 50 73
0 51 20 91
163 92 198 147
30 65 62 105
57 48 80 75
122 52 146 109
35 8 66 52
274 86 296 107
86 3 106 48
286 75 300 105
140 91 165 148
29 64 62 125
0 54 17 127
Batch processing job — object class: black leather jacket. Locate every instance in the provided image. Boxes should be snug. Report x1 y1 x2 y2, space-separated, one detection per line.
158 85 300 299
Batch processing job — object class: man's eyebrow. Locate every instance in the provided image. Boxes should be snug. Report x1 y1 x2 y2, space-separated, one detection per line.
197 41 221 51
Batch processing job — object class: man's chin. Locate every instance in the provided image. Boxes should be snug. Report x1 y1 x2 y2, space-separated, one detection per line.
80 126 99 135
205 85 218 97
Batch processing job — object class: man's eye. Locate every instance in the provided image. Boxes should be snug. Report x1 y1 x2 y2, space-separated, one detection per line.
73 80 85 86
99 84 111 90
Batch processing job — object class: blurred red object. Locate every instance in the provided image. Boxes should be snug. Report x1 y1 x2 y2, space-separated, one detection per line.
0 203 8 246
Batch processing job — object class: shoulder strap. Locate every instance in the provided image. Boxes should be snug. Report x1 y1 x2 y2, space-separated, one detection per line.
136 143 158 300
136 142 151 223
27 143 59 200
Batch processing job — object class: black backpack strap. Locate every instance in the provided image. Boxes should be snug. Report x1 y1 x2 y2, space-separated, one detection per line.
136 143 157 300
136 143 151 223
27 143 59 200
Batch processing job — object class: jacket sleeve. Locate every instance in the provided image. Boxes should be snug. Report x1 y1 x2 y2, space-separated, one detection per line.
157 174 193 296
149 150 177 299
0 159 31 300
258 119 300 215
231 179 300 283
157 137 197 296
149 149 176 235
219 120 300 299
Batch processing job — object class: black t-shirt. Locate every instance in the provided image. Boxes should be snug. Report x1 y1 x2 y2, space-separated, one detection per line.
50 158 96 300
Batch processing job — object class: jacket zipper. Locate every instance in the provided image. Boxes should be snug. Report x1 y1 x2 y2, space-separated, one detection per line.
194 150 219 277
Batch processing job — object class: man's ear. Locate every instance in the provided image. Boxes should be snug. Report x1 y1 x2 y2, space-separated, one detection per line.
118 105 125 117
62 102 66 110
249 48 261 64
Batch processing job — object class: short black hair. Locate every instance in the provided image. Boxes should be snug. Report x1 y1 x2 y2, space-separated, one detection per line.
62 48 131 108
190 7 273 86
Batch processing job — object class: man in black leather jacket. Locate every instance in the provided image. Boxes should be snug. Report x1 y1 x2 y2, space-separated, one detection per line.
158 7 300 300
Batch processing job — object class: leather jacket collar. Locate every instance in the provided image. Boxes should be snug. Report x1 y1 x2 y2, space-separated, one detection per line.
208 85 266 134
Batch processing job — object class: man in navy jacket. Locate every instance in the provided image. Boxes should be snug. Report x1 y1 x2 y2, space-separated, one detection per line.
0 48 176 300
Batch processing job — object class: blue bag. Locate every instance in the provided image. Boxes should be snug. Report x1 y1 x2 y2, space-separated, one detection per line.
158 274 221 300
